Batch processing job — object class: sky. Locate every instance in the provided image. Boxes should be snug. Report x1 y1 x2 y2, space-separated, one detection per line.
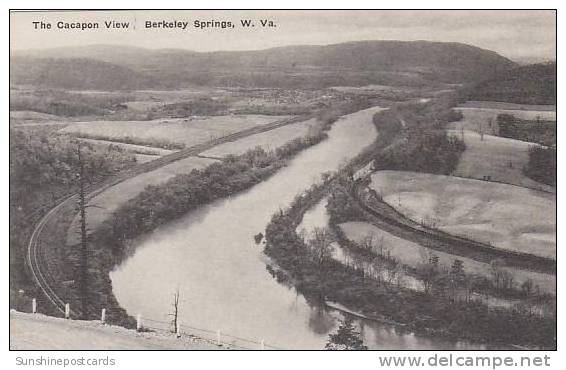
10 10 556 62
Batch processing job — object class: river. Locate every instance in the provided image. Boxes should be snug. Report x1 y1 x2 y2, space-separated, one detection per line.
110 106 485 349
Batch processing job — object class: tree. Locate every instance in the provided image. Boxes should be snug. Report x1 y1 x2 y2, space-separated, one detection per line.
75 143 89 319
307 227 335 267
325 317 368 350
448 259 466 301
418 253 440 294
169 288 181 335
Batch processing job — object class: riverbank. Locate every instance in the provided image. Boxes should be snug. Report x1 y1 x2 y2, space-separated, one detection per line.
262 99 555 349
74 99 380 328
108 104 388 349
264 174 555 349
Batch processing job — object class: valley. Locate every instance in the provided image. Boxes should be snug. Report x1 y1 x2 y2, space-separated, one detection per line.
9 39 556 350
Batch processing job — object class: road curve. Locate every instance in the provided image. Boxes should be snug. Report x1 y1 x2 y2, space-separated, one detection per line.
26 115 310 317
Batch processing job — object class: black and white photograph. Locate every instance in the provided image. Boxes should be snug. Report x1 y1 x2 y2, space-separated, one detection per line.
7 7 558 358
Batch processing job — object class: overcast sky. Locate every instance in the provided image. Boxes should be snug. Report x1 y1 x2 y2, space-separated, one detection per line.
10 10 556 62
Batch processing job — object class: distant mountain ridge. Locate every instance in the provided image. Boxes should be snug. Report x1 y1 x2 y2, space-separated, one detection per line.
10 57 151 90
11 40 517 90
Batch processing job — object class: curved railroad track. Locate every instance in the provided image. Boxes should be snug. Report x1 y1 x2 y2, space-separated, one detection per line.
352 181 556 274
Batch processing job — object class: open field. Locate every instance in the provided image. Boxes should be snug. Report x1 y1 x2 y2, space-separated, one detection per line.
448 130 555 192
369 171 556 259
134 154 162 163
66 156 217 246
10 110 63 121
200 118 318 158
59 115 290 148
449 105 556 135
10 85 355 122
339 221 555 294
76 138 175 156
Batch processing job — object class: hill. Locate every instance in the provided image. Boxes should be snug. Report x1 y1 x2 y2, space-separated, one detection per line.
466 62 556 105
10 57 152 90
11 41 517 89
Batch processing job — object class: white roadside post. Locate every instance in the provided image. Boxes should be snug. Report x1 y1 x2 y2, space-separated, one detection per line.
176 320 181 338
101 308 106 324
216 330 221 346
32 298 36 314
65 303 70 319
260 339 265 350
136 314 142 331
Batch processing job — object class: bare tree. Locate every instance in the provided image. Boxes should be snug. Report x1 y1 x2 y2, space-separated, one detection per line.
169 288 181 334
307 227 335 267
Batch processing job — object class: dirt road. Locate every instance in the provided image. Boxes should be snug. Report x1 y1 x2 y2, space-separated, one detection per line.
10 311 223 350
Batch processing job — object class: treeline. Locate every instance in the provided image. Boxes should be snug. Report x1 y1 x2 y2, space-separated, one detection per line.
9 129 136 309
158 97 229 117
10 97 109 117
10 88 133 117
264 180 556 349
524 146 556 186
93 129 329 262
372 130 465 175
497 114 556 146
370 99 466 175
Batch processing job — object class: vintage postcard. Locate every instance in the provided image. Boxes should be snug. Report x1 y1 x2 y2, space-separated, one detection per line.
9 9 556 354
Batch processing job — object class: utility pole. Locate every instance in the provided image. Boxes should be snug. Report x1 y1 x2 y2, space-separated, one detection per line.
76 143 89 319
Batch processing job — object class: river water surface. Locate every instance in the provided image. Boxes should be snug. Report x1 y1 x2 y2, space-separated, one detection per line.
110 106 484 349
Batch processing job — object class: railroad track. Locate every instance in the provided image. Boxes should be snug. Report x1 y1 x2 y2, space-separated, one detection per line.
352 182 556 275
26 115 309 316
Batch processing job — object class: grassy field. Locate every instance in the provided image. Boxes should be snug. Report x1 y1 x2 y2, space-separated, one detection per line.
10 110 63 121
76 138 175 156
66 156 218 246
449 104 556 134
59 115 290 148
369 171 556 260
339 221 555 294
447 130 555 192
200 118 318 158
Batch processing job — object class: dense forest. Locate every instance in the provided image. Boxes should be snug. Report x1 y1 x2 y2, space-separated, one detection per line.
494 114 556 186
524 146 557 186
466 62 556 105
370 99 466 175
372 130 465 175
9 129 137 308
497 114 556 146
